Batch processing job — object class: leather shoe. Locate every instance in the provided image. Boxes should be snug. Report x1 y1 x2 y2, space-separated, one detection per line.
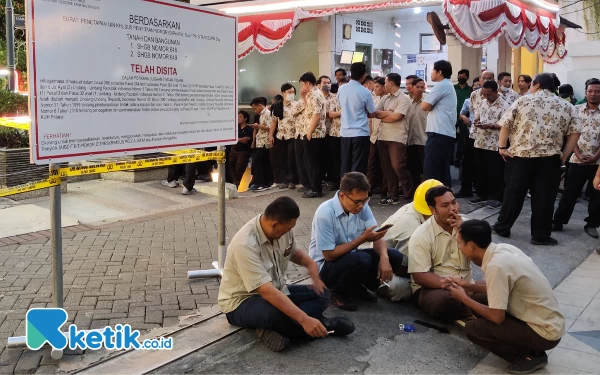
492 224 511 238
530 237 558 246
321 317 355 337
585 226 599 239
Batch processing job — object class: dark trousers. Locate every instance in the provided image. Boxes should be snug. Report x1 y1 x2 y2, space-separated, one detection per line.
554 164 600 228
455 121 468 161
228 148 250 187
303 137 327 194
226 285 329 341
295 137 311 189
414 288 488 321
368 142 386 196
167 165 184 182
320 248 406 294
271 138 296 184
495 156 561 240
460 137 475 194
378 141 413 200
473 148 505 201
407 144 425 188
341 136 370 176
424 132 455 188
465 314 560 363
251 147 272 187
326 136 342 187
167 163 199 191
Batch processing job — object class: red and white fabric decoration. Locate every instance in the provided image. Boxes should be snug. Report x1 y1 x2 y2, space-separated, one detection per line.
444 0 567 63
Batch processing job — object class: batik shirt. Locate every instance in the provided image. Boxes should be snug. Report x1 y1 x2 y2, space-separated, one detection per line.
255 108 272 148
324 93 342 137
298 87 327 139
473 96 510 151
275 101 300 141
570 104 600 164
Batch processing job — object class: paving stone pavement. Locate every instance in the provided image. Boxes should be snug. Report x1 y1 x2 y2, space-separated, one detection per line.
0 189 407 374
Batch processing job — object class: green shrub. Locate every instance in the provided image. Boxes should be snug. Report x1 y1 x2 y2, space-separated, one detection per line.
0 90 28 116
0 126 28 149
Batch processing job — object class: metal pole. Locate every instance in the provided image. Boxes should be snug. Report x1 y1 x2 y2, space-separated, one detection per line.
5 0 16 92
217 146 226 270
50 164 63 308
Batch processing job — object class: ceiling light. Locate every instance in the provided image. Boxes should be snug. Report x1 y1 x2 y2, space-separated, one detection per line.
223 0 379 14
413 7 422 14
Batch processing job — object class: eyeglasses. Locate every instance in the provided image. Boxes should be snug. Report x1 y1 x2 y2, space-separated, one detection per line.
344 195 370 206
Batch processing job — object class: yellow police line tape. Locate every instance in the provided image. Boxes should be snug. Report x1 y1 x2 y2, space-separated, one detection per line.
0 118 29 131
0 150 225 198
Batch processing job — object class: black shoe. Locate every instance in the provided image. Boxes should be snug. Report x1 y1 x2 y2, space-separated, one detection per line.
487 200 502 209
455 191 473 198
530 237 559 246
585 226 599 238
302 190 323 198
352 285 378 303
330 292 358 311
492 224 511 238
379 197 400 206
256 329 290 352
321 317 355 337
469 197 487 205
507 352 548 374
551 223 563 232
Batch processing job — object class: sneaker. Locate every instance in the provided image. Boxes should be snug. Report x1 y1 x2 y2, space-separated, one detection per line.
278 183 288 189
302 190 323 198
248 184 258 191
551 223 563 232
182 187 197 195
321 317 355 337
530 237 558 246
255 329 290 352
455 191 474 198
487 200 502 209
330 292 358 311
469 197 487 205
585 226 599 239
379 198 400 206
288 183 296 190
161 180 178 188
266 184 274 190
352 285 378 303
507 352 548 374
255 186 268 192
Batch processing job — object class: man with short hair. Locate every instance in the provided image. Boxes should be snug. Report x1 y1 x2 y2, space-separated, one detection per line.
408 186 487 320
269 83 300 190
249 98 273 192
553 78 600 238
338 63 380 176
404 75 419 97
228 110 254 187
309 172 405 311
331 68 347 94
451 219 565 374
456 70 496 199
298 72 328 198
498 72 519 106
375 73 413 204
367 77 387 197
406 78 428 186
219 197 355 352
471 80 510 209
363 75 375 92
454 69 473 167
320 75 343 191
421 60 458 187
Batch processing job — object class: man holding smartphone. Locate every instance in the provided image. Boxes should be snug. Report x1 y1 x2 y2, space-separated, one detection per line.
309 172 407 311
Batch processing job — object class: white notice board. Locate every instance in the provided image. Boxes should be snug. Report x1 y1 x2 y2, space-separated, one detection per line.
26 0 237 164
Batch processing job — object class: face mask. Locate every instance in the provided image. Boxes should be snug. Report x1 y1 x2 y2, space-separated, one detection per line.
286 93 295 102
322 84 331 93
458 78 468 85
500 86 510 93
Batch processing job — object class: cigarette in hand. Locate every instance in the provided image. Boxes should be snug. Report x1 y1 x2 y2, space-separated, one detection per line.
328 330 335 334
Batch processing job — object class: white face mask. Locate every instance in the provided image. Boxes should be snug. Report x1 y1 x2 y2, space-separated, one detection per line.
500 85 510 93
285 93 295 102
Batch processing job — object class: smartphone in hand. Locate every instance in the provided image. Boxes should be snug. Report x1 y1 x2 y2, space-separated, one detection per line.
375 224 393 233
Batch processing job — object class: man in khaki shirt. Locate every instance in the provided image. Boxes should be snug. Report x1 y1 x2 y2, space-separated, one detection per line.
450 219 564 374
408 186 487 320
218 197 354 352
367 78 387 197
375 73 413 204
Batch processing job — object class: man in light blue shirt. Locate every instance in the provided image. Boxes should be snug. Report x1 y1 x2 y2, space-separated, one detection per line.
309 172 405 311
338 62 378 175
421 60 458 187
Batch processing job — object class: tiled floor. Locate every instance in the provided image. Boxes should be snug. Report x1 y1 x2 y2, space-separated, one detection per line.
470 250 600 374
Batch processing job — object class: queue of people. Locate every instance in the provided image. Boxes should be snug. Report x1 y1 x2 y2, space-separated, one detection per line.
218 174 566 374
